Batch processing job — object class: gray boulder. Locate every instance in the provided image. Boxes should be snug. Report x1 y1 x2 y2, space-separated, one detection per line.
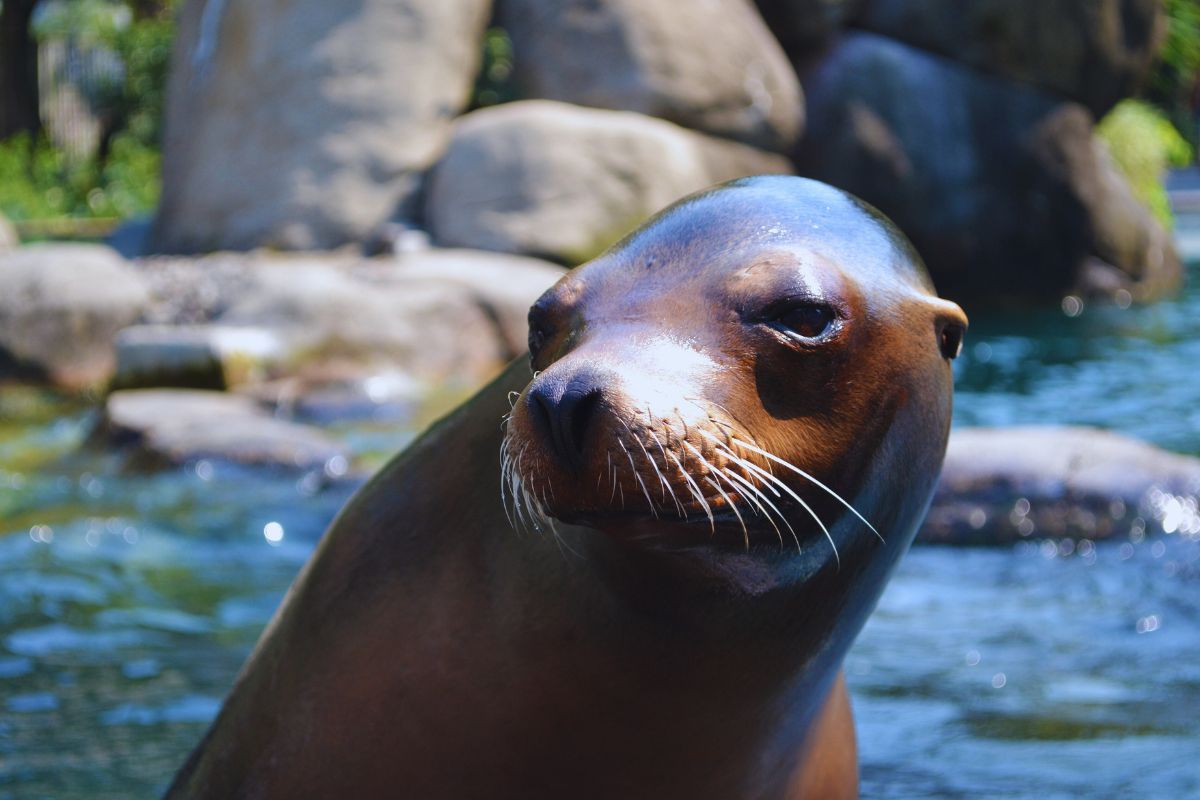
151 0 490 253
426 100 793 263
97 389 347 473
216 258 504 384
853 0 1165 118
0 244 149 389
921 427 1200 545
796 33 1180 305
381 248 566 356
499 0 804 152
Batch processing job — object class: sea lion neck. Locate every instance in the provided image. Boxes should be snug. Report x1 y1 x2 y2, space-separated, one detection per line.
192 362 859 800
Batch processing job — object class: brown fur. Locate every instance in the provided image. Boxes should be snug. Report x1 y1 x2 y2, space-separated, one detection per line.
166 177 964 800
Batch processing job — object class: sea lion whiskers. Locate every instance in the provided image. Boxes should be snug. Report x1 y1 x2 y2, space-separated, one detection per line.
608 450 619 504
665 450 715 532
698 430 839 565
718 467 790 549
499 437 517 532
619 417 682 515
679 439 750 543
510 442 554 536
702 475 749 547
702 437 782 499
619 437 660 519
730 437 885 545
644 427 690 515
502 437 531 535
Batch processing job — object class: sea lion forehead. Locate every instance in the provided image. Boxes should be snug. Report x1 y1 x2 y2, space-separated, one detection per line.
599 176 934 293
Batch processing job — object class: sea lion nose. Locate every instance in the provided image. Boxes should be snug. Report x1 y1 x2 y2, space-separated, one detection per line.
527 370 605 469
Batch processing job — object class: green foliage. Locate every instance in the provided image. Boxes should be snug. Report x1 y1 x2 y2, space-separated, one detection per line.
1158 0 1200 85
35 0 177 150
472 27 518 109
105 2 177 149
1 0 175 223
1148 0 1200 148
0 132 160 221
1097 99 1194 227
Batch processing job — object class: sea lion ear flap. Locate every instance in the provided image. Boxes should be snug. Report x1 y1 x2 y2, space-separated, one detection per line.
930 298 968 360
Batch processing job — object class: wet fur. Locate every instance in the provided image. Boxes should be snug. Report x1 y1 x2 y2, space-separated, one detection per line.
165 177 964 800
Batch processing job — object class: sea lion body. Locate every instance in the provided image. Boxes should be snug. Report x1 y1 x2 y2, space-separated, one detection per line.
166 176 966 799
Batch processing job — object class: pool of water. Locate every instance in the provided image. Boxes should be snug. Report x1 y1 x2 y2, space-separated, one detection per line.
2 221 1198 798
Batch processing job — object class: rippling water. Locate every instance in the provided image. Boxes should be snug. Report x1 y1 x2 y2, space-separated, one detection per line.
2 222 1198 799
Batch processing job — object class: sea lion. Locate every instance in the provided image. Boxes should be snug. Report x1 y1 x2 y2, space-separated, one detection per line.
165 175 966 800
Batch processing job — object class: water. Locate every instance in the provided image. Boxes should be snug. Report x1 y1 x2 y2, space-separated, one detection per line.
2 223 1199 798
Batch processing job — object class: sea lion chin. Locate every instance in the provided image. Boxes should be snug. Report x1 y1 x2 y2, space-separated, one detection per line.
164 175 966 800
502 175 966 587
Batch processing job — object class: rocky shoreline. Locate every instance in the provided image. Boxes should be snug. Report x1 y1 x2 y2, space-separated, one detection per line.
4 234 1200 549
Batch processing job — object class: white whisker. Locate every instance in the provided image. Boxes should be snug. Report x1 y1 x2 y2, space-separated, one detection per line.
702 476 748 547
619 438 658 519
730 437 883 544
632 429 680 512
667 450 714 532
718 468 784 547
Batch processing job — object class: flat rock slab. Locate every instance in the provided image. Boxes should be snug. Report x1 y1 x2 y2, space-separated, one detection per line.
113 325 287 391
921 426 1200 545
127 249 563 396
0 244 149 389
97 389 349 474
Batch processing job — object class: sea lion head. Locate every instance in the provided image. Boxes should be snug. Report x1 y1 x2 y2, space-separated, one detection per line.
502 176 966 590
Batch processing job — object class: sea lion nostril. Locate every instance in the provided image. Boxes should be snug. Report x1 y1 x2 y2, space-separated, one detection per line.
530 387 556 443
566 389 602 459
526 376 604 467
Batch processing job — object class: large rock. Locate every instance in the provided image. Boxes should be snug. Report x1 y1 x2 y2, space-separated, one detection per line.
151 0 491 253
853 0 1165 118
920 427 1200 545
426 100 793 263
796 33 1180 305
97 389 348 473
0 244 148 389
499 0 803 152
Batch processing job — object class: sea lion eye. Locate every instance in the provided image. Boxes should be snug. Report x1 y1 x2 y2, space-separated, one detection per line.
773 303 835 340
528 322 548 364
939 323 965 359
